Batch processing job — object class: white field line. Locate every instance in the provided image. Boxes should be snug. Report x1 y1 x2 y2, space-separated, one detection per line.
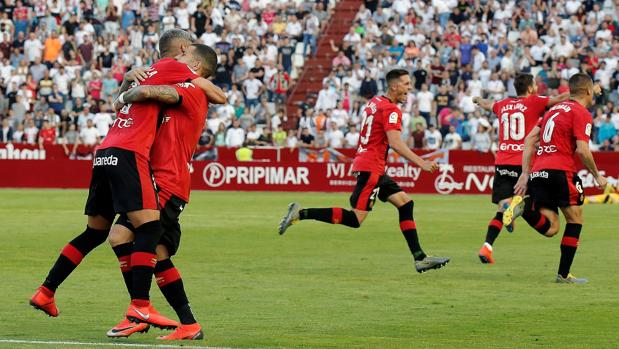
0 338 253 349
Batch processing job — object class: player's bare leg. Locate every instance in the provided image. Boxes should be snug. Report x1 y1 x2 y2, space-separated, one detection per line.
278 203 364 235
555 206 587 284
479 198 511 264
30 215 112 317
387 192 449 273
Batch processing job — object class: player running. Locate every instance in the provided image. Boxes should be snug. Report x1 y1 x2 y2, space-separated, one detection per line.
30 30 223 331
105 44 219 340
472 73 568 264
278 69 449 273
510 73 607 283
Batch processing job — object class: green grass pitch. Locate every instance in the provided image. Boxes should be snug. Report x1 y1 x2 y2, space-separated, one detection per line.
0 189 618 349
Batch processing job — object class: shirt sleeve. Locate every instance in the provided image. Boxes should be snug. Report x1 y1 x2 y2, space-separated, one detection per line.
572 109 592 141
173 83 199 108
383 106 403 132
530 94 550 116
492 100 500 115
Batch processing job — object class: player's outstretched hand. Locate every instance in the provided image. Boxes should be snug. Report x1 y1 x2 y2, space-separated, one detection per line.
125 67 148 82
595 175 608 189
514 173 528 196
421 160 438 173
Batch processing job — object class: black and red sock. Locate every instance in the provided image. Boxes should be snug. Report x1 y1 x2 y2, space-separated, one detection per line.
558 223 582 278
299 208 360 228
521 199 551 236
130 220 163 304
398 201 426 261
484 212 503 246
42 226 109 292
112 242 133 298
155 258 197 325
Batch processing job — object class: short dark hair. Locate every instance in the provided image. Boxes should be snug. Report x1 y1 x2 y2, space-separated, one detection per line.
569 73 593 95
386 69 409 86
514 73 534 96
159 29 193 57
190 44 218 78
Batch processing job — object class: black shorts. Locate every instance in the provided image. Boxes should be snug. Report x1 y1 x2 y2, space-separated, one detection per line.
528 169 584 211
115 195 186 256
349 172 402 211
491 165 521 204
84 147 159 222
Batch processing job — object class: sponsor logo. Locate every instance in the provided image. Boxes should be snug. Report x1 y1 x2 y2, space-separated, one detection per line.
578 170 618 189
388 112 398 124
132 307 150 320
585 123 592 136
176 82 195 88
93 155 119 167
536 145 557 155
530 171 549 179
499 143 524 152
202 162 310 187
434 164 464 195
113 117 134 128
0 143 46 160
497 168 519 177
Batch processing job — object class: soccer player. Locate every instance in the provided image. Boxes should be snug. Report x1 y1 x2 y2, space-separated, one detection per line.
510 73 607 283
472 74 569 264
29 30 223 328
278 69 450 273
105 44 218 340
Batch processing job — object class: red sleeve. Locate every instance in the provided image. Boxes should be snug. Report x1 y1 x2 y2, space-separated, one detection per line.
383 106 402 132
529 94 550 116
173 83 199 108
572 109 592 141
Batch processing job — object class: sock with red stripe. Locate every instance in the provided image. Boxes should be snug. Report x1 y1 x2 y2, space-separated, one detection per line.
299 208 360 228
130 220 163 302
398 201 426 261
558 223 582 278
42 226 109 292
522 199 551 235
112 242 133 298
155 258 197 325
484 212 503 246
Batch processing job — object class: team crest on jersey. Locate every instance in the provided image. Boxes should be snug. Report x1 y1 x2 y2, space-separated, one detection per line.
585 123 592 136
388 112 398 124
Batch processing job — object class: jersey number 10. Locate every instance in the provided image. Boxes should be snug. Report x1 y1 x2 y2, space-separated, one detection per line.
501 112 525 141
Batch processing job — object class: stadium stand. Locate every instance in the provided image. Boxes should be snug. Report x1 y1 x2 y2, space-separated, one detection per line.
0 0 618 156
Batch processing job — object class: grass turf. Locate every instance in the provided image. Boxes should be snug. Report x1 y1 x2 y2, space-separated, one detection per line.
0 189 617 349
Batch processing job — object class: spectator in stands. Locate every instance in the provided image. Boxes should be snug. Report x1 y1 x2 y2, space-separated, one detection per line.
225 119 246 148
24 119 39 145
598 115 618 145
424 124 442 150
38 120 56 149
409 122 426 150
298 127 315 148
416 83 435 126
1 118 14 142
326 121 344 148
443 125 462 150
471 123 492 153
242 72 265 110
344 125 359 148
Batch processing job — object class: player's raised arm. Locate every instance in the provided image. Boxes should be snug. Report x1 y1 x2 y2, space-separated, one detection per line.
116 85 180 109
547 92 570 107
514 125 540 196
191 77 227 104
472 96 494 111
386 130 437 173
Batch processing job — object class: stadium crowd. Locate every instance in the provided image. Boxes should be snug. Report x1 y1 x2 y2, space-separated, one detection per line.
0 0 618 156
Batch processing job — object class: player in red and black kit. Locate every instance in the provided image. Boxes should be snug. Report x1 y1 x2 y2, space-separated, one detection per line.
278 69 450 273
472 74 568 264
104 44 219 340
511 73 607 283
29 30 223 329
